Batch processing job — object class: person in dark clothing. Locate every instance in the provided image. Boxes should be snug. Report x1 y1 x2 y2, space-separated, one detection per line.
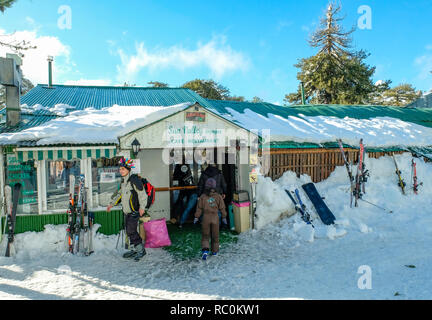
172 164 198 228
197 164 227 199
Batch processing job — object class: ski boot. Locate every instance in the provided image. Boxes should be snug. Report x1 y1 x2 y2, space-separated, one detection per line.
202 249 209 260
122 248 137 259
134 244 147 262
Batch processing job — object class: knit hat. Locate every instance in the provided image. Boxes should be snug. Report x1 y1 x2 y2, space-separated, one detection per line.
119 158 134 171
205 178 217 189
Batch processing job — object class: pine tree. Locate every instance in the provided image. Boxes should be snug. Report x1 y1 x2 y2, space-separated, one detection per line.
285 2 380 105
148 81 168 88
0 0 17 13
251 96 264 103
308 2 354 65
182 79 230 100
378 83 422 106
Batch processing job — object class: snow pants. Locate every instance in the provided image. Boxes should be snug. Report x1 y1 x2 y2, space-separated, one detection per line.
125 213 142 246
201 214 220 253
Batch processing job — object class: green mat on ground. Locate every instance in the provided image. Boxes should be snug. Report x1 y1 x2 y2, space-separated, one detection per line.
163 223 239 260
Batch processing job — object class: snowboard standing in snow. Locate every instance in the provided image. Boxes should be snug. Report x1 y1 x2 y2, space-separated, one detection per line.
5 183 22 257
301 183 335 225
284 189 314 227
392 154 406 195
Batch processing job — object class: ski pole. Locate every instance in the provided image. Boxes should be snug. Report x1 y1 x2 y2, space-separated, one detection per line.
116 229 121 249
359 198 393 213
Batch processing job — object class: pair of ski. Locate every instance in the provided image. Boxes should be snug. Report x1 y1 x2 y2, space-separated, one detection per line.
284 189 314 227
338 139 392 213
338 139 369 208
392 155 422 195
66 174 94 256
285 183 336 226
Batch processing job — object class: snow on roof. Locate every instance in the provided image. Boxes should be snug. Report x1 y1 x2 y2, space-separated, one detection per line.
220 107 432 148
0 103 193 146
1 101 432 148
20 103 75 116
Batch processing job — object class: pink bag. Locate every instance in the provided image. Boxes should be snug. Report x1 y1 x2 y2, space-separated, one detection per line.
143 218 171 248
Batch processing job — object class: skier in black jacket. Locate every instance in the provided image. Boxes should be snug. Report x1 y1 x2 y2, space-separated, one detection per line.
197 164 227 199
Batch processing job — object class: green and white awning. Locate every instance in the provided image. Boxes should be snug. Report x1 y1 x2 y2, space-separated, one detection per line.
16 145 118 162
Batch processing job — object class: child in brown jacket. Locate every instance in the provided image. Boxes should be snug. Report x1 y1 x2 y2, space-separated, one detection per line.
194 178 227 260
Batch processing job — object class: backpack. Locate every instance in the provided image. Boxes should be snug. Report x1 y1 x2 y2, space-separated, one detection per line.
128 174 156 210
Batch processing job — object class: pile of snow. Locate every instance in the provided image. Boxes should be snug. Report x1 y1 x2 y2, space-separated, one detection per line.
0 102 193 145
220 107 432 148
254 152 432 244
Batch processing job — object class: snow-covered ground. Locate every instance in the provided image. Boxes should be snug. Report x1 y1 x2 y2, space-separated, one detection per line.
0 153 431 300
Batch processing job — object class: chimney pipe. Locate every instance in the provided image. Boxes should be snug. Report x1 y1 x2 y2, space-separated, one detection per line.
0 54 23 127
47 56 53 87
300 81 306 105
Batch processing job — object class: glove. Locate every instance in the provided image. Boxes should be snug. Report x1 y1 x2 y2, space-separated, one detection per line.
193 218 199 224
144 209 151 218
222 218 228 225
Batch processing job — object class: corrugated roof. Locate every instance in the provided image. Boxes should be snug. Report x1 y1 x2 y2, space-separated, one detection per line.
0 84 213 134
0 109 58 134
21 84 213 110
207 99 432 128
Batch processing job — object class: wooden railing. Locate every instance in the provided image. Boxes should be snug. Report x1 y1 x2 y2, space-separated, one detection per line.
268 148 405 182
155 186 197 192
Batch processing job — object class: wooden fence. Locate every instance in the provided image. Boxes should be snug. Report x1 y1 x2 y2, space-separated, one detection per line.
268 148 405 182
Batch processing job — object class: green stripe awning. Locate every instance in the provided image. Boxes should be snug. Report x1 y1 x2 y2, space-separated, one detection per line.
16 146 118 162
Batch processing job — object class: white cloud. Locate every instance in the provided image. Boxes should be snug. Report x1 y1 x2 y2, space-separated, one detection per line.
426 44 432 51
25 17 35 26
414 54 432 80
115 36 250 82
0 28 72 85
64 79 112 86
277 20 293 31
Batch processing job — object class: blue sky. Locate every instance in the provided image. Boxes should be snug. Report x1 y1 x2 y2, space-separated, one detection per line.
1 0 431 104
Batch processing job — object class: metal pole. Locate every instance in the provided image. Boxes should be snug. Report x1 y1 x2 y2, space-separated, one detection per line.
300 81 306 105
47 56 53 87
